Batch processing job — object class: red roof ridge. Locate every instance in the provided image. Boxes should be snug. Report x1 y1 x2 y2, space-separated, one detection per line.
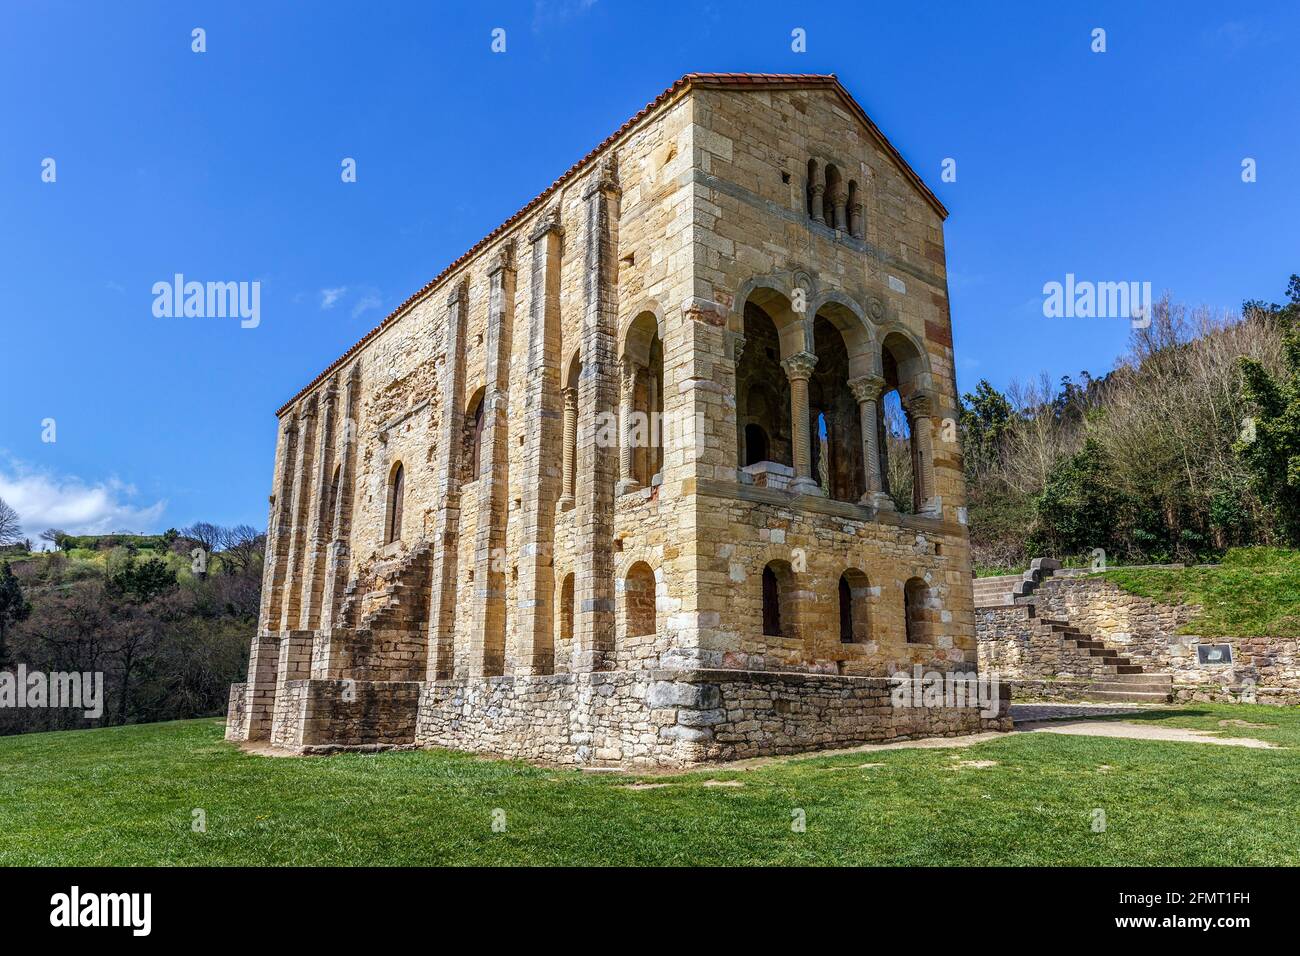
275 72 945 416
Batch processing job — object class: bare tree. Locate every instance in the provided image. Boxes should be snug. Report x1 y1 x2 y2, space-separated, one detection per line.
0 498 21 547
179 521 221 557
215 524 265 574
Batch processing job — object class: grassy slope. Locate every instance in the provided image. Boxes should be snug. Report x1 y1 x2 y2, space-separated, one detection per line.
1101 547 1300 637
1 707 1298 866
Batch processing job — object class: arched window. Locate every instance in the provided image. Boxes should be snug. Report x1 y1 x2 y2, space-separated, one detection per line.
622 561 657 638
840 569 870 644
466 390 485 482
904 577 932 645
744 423 769 466
761 560 796 639
385 462 404 544
808 312 866 502
762 565 782 636
735 295 794 471
881 333 933 513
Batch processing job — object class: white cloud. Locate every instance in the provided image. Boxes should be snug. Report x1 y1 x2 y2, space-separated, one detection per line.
319 286 348 310
351 290 382 319
0 462 167 547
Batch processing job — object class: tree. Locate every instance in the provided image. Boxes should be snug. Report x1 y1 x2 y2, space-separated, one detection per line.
959 379 1014 480
0 562 31 665
215 524 265 574
0 498 21 547
1237 275 1300 543
107 556 178 604
1030 438 1127 558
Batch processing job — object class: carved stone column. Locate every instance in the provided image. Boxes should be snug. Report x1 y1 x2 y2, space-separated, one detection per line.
848 374 893 510
617 357 641 493
810 182 826 224
558 386 577 511
781 351 821 495
905 392 937 513
849 202 864 239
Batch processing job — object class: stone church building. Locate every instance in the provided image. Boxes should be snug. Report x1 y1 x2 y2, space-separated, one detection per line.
226 73 1008 766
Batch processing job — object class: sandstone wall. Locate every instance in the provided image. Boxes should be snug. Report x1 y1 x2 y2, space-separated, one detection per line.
415 669 1009 768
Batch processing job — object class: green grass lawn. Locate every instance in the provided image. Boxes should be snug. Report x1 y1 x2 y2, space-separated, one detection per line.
2 704 1298 865
1102 547 1300 637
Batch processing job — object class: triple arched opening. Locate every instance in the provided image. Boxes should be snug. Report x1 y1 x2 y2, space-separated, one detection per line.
735 285 935 512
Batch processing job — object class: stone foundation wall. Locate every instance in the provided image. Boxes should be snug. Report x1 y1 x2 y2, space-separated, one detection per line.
225 682 250 740
416 668 1009 768
271 678 421 751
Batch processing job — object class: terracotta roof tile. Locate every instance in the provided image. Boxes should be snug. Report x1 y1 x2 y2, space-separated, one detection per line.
275 72 945 416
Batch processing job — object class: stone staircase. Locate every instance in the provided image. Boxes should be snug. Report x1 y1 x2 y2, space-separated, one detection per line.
973 557 1065 607
338 541 433 633
1035 616 1172 703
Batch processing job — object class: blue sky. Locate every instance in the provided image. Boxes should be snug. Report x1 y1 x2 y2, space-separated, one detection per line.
1 0 1296 541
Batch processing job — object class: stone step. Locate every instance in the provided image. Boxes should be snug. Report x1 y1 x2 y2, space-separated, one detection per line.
1080 688 1172 703
1115 664 1145 674
1090 680 1172 694
1102 671 1167 684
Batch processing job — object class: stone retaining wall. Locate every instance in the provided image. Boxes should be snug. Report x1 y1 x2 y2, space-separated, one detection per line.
984 574 1300 706
415 668 1010 768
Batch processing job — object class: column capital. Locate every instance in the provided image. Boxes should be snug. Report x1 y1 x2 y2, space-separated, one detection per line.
730 332 747 365
620 357 641 390
446 281 467 309
583 153 621 200
904 391 934 417
528 204 564 243
563 386 578 409
847 374 886 404
486 240 516 277
781 351 818 383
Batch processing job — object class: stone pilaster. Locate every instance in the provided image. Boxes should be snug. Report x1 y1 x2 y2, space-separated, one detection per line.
299 379 339 630
781 351 821 496
467 243 515 677
319 361 362 634
279 396 317 631
517 208 564 676
259 418 298 634
426 283 470 679
848 374 893 510
573 154 620 673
